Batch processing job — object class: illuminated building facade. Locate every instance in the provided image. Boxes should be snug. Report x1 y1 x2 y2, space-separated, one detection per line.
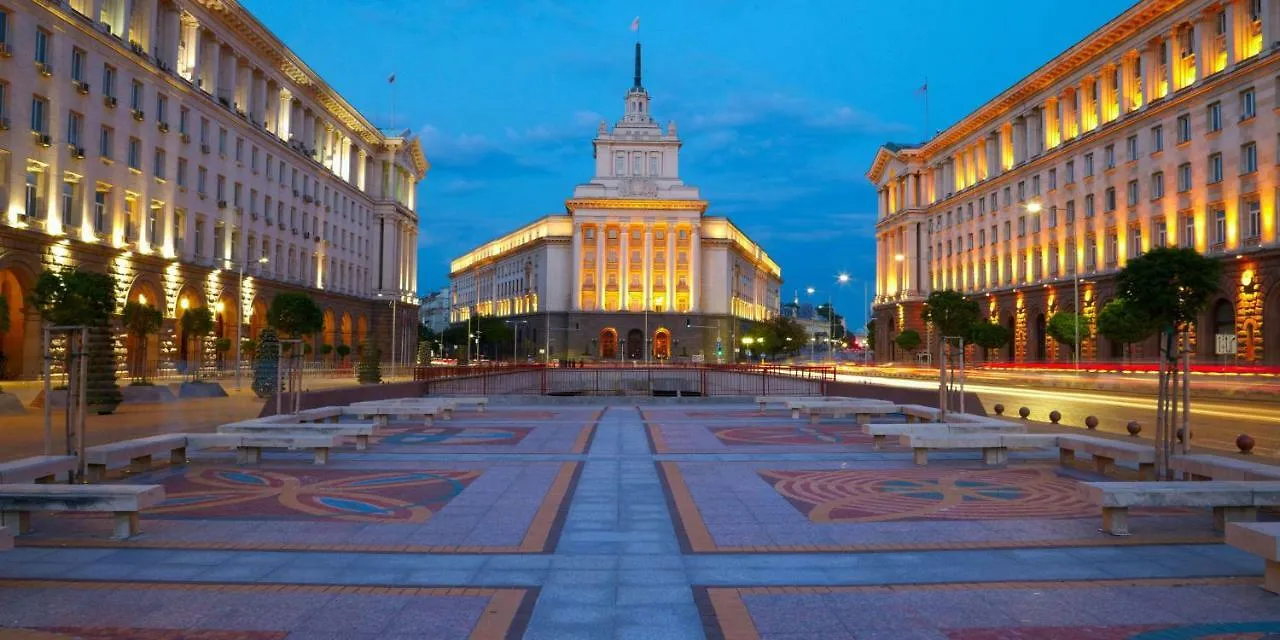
449 44 781 361
869 0 1280 365
0 0 427 379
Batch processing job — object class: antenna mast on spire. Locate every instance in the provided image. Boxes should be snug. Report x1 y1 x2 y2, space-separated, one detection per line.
633 42 643 90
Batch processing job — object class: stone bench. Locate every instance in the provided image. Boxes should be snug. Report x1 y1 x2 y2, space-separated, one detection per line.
231 433 338 465
1083 481 1280 536
342 404 446 426
218 422 376 450
1226 521 1280 594
0 456 78 484
862 422 1025 450
1171 454 1280 481
785 399 892 420
1058 435 1156 479
443 396 488 412
904 433 1060 466
897 405 943 423
85 435 190 482
755 396 848 412
0 483 165 539
805 404 901 425
294 407 345 424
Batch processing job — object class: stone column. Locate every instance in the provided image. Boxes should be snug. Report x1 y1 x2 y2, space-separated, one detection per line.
1225 0 1238 65
690 224 701 311
666 228 676 310
1140 42 1158 103
1011 117 1026 166
595 229 605 311
1197 17 1213 83
620 226 630 311
643 225 652 309
572 225 582 311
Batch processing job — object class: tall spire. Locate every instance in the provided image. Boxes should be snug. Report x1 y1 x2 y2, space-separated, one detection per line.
633 42 643 90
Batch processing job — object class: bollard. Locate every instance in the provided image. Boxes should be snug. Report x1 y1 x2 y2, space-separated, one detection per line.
1126 421 1142 437
1085 416 1099 430
1048 410 1061 424
1237 434 1256 454
993 404 1005 416
1176 427 1186 444
1018 407 1030 419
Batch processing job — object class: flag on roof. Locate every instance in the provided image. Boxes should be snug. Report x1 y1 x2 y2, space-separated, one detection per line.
630 16 640 32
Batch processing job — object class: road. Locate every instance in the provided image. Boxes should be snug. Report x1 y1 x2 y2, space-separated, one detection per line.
836 372 1280 455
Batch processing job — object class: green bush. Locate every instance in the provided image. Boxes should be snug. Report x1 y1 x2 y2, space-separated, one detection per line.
252 328 280 398
356 342 382 384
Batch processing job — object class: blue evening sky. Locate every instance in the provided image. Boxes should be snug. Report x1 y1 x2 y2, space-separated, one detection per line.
241 0 1134 318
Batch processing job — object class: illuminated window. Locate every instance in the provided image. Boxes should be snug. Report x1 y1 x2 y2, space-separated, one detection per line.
1104 187 1116 212
1151 172 1164 199
1126 180 1138 207
1181 214 1195 248
1177 163 1192 192
1242 142 1258 174
1244 199 1261 241
1212 206 1227 247
1208 153 1223 183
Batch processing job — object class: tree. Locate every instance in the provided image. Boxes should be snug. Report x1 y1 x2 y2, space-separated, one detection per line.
335 343 352 362
968 321 1012 360
1096 298 1158 362
443 316 512 361
214 337 232 368
865 319 876 353
894 329 921 354
416 341 430 365
251 327 280 398
814 303 847 339
921 290 981 340
29 268 121 413
1046 312 1092 353
744 316 809 358
0 293 12 376
356 341 382 384
180 307 215 380
1116 247 1221 477
121 301 163 383
267 292 324 338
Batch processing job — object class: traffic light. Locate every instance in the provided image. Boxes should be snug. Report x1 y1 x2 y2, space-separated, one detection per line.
685 318 691 328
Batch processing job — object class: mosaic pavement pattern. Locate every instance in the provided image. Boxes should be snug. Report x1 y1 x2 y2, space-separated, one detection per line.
1 401 1276 639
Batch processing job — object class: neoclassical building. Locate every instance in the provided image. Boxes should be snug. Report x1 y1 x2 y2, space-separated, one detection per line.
869 0 1280 365
449 44 781 362
0 0 426 379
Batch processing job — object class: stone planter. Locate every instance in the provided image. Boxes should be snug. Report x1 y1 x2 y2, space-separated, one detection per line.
178 381 228 398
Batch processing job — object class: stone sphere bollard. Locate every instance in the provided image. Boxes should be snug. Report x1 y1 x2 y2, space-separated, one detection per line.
1176 427 1186 444
1018 407 1030 419
1126 421 1142 437
1048 410 1062 424
1085 416 1099 430
993 404 1005 416
1237 434 1256 454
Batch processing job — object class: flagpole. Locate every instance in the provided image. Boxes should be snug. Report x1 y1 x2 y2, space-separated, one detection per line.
923 77 930 139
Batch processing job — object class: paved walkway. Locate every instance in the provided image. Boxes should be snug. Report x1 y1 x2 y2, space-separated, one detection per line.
0 402 1276 639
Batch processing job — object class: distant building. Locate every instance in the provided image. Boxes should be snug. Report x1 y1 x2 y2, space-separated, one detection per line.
448 42 781 361
869 0 1280 365
419 287 450 334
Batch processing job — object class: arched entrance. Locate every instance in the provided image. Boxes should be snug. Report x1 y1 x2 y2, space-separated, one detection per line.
248 298 268 341
1265 282 1280 365
1002 314 1015 361
1211 298 1235 362
1033 313 1047 362
124 280 163 379
625 329 644 360
356 315 368 347
653 328 671 360
599 328 617 359
340 312 353 348
174 286 206 371
322 309 336 354
0 266 36 379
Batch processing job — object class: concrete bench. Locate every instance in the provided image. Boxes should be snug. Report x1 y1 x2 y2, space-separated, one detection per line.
0 483 165 539
1083 481 1280 536
904 433 1060 466
85 435 190 482
233 433 339 465
218 422 376 450
897 404 943 423
755 396 847 412
785 399 892 420
442 396 488 413
344 404 447 426
1171 454 1280 481
1058 435 1155 479
295 406 345 424
0 456 78 484
863 422 1025 450
805 404 901 425
1226 521 1280 594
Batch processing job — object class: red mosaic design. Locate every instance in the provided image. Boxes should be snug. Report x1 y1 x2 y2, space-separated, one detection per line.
29 629 287 640
371 426 532 447
712 425 883 447
759 466 1105 523
682 410 769 419
134 467 480 523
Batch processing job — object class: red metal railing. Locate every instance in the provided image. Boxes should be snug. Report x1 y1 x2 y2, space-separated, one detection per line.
410 364 831 397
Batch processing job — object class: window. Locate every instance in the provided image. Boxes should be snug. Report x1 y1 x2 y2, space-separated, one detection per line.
153 148 165 179
1017 216 1026 237
1181 214 1196 248
1208 102 1222 132
1003 187 1011 206
1065 160 1075 183
1176 113 1191 143
156 94 168 125
1127 180 1139 206
1066 200 1076 223
23 170 43 220
146 203 159 244
177 158 187 187
199 118 209 145
1129 226 1143 258
93 189 107 235
218 127 227 155
1152 125 1164 152
1244 198 1262 241
265 154 273 181
67 111 83 147
62 178 78 227
0 10 8 47
1242 142 1258 174
1177 162 1193 192
30 95 48 133
235 137 243 163
1085 234 1097 269
1104 144 1115 169
127 138 141 170
1084 153 1094 177
1151 171 1165 199
179 107 189 135
99 126 113 159
1048 205 1058 228
1105 232 1118 266
1105 187 1116 212
71 48 85 82
1048 168 1057 190
614 152 625 176
1155 219 1167 247
1126 135 1139 161
34 28 49 64
1213 206 1227 246
1208 152 1223 183
649 154 659 176
102 65 116 98
197 167 207 195
1032 175 1041 196
1017 181 1026 201
130 80 143 111
1085 194 1095 218
1241 88 1257 120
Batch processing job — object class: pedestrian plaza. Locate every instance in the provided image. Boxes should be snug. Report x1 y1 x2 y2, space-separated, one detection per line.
0 401 1276 639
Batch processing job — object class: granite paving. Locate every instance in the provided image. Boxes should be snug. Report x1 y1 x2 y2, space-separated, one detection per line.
0 401 1275 639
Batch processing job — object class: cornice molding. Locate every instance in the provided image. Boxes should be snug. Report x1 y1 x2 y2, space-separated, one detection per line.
565 198 709 213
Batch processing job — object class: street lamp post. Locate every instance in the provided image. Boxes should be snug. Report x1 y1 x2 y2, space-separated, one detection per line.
377 294 398 378
505 320 527 363
232 256 269 390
